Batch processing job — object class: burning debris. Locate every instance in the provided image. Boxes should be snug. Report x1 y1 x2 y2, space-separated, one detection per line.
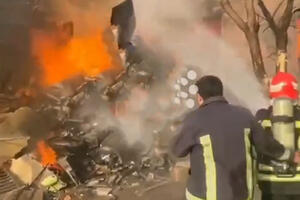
31 29 115 86
0 1 191 200
0 36 182 199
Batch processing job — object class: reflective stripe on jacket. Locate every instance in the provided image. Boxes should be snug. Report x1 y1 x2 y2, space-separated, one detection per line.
173 96 286 200
256 106 300 194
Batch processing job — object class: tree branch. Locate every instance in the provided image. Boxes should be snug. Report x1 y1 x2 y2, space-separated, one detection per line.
244 0 249 21
245 0 259 32
220 0 267 83
220 0 248 31
278 0 294 30
258 0 277 32
272 0 286 18
293 8 300 14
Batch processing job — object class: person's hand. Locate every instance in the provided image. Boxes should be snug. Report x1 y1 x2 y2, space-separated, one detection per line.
293 151 300 164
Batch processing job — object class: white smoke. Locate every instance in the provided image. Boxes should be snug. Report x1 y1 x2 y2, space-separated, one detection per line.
74 0 271 149
132 0 269 112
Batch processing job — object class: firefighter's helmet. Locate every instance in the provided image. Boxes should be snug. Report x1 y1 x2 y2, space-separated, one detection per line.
270 72 299 100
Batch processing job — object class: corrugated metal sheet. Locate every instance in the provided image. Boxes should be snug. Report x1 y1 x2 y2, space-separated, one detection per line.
0 168 18 194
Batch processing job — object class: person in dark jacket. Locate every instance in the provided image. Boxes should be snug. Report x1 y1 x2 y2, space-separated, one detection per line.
255 72 300 200
172 75 300 200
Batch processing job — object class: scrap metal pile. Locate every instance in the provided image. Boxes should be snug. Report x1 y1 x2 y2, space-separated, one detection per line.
0 61 180 200
0 0 192 199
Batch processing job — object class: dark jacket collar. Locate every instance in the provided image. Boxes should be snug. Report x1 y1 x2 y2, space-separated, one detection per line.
201 96 228 107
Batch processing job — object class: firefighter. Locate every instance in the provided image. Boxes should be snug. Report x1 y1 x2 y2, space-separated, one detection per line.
256 72 300 200
172 75 300 200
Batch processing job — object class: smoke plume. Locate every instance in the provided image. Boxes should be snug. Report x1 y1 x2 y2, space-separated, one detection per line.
132 0 269 112
79 0 270 150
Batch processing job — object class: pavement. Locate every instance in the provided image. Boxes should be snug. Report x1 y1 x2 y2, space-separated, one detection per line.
117 181 262 200
117 181 186 200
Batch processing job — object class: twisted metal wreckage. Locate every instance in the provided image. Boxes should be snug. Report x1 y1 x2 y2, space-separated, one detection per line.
0 0 190 199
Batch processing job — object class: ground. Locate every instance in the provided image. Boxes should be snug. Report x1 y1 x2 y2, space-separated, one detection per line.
117 181 261 200
118 182 186 200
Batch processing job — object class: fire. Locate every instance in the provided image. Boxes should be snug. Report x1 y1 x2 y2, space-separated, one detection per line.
32 29 114 86
37 140 58 167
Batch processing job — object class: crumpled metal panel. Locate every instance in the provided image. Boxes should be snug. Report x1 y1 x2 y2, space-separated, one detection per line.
0 168 18 194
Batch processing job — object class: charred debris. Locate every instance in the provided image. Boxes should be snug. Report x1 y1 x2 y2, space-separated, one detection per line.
0 1 188 199
0 38 182 200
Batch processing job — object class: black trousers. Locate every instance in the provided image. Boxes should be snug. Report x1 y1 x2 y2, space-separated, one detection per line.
262 194 300 200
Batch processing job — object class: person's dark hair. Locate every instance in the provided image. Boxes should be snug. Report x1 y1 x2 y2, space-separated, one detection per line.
196 75 223 100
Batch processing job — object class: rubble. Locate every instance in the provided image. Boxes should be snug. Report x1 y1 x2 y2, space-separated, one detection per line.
0 0 188 198
9 155 50 185
93 187 113 196
63 195 72 200
41 175 67 193
0 137 28 166
0 168 18 195
0 187 44 200
0 39 182 199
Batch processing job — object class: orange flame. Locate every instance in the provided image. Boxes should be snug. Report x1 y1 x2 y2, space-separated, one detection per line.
32 29 113 86
37 140 58 167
